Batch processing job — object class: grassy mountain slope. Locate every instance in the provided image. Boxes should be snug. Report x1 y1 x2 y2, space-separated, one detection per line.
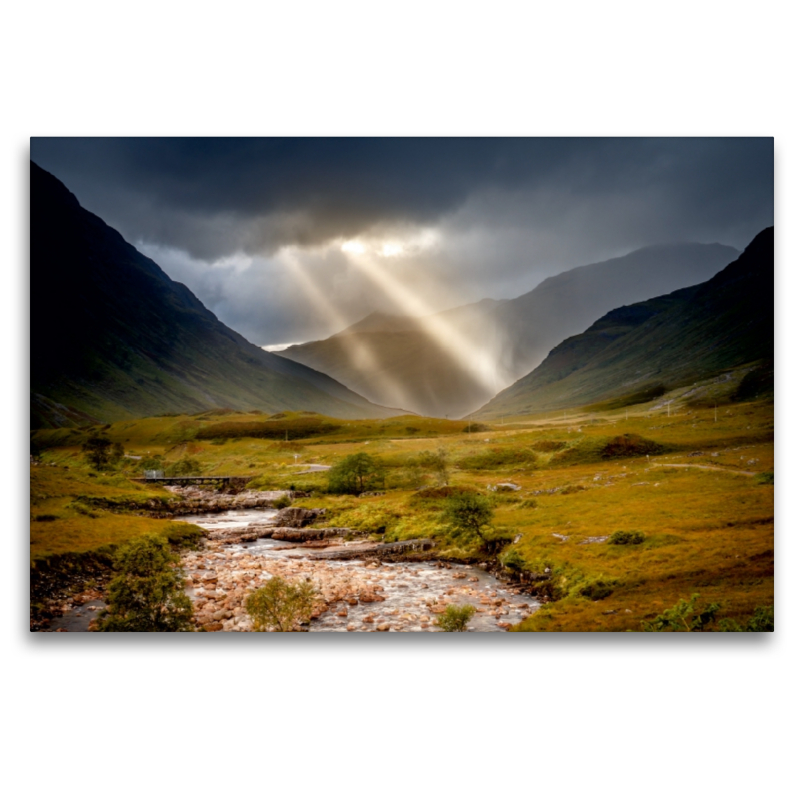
30 162 401 428
283 244 738 418
475 228 773 418
488 242 741 380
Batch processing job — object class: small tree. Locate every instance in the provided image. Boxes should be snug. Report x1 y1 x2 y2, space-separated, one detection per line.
82 435 113 470
443 491 494 542
327 452 385 495
436 604 476 631
97 534 194 632
245 576 318 631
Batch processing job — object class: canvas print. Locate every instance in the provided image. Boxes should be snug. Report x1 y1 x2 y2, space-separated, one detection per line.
29 138 774 632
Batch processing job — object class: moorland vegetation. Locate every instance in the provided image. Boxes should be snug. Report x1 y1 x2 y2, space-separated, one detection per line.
30 368 774 632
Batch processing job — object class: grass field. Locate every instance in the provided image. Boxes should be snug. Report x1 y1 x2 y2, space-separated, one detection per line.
30 393 774 631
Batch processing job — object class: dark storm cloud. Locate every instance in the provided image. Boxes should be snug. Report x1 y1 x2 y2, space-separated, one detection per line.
31 137 773 258
29 137 773 344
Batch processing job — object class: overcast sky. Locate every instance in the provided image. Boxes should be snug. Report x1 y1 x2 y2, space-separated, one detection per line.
30 137 773 346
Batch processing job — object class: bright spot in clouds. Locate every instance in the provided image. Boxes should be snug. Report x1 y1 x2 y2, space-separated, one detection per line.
341 240 365 255
380 242 403 257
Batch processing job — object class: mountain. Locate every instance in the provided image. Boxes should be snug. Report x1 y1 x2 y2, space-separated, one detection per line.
282 244 739 418
281 298 509 419
474 228 773 418
30 162 402 428
486 242 741 381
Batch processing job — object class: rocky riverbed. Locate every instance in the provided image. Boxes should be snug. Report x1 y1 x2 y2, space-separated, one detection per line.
181 508 539 632
38 489 541 632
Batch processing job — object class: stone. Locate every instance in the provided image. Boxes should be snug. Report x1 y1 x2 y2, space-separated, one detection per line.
376 623 391 631
204 622 224 632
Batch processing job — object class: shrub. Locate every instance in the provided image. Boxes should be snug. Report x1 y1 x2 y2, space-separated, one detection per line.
436 604 476 631
415 447 450 485
140 455 165 471
578 579 615 600
327 452 386 495
608 529 646 545
96 534 194 632
162 522 204 550
719 606 774 632
641 593 720 632
500 548 526 572
245 576 318 632
34 514 58 522
442 491 494 542
462 422 489 433
756 472 774 485
519 498 538 509
273 494 292 509
601 433 664 460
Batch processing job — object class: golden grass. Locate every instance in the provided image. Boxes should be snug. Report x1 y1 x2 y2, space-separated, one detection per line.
30 398 774 629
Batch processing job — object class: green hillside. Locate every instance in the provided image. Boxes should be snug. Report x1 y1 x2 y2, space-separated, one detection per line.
475 228 773 418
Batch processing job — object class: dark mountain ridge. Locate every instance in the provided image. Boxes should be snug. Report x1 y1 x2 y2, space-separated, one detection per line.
30 162 402 428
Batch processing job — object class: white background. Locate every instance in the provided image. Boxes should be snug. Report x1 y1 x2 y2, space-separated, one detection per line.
3 2 796 798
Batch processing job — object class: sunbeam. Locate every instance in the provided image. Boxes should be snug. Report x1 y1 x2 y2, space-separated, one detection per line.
343 251 505 400
281 249 419 413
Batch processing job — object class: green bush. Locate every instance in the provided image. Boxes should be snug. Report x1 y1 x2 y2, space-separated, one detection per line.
500 548 526 572
756 472 774 485
96 534 194 632
641 593 720 632
436 604 476 631
273 494 292 509
327 452 385 495
245 576 318 632
442 491 494 542
719 606 774 632
140 455 165 471
608 529 646 545
162 522 204 550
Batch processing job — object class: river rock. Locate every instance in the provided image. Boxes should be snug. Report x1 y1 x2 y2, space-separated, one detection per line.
272 507 327 528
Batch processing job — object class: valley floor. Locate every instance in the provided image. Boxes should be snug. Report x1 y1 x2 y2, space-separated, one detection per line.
30 398 774 632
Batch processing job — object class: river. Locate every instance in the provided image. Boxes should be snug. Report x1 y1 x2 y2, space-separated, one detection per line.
40 507 540 632
182 508 540 632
